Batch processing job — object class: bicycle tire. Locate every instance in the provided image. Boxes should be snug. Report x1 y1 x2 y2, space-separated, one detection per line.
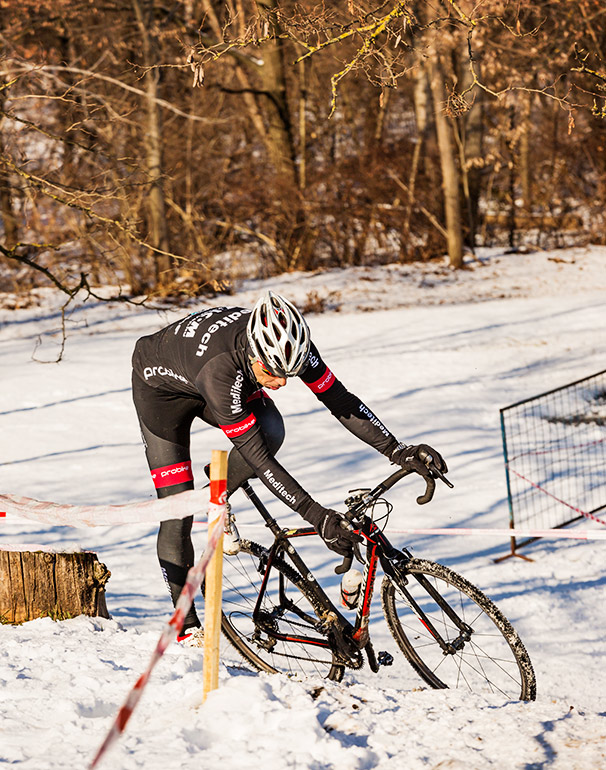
381 558 536 701
219 540 345 681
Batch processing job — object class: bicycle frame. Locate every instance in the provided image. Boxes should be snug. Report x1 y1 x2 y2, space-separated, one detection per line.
340 469 474 658
242 482 360 661
240 469 473 669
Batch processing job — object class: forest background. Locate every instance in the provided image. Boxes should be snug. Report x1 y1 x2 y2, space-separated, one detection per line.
1 0 605 303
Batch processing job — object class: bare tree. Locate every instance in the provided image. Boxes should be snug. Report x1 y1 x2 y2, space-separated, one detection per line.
2 0 606 300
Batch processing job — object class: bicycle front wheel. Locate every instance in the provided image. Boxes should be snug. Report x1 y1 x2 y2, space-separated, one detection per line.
219 540 344 681
381 559 536 701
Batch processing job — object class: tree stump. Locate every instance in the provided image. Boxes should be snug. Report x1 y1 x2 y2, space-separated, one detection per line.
0 550 111 624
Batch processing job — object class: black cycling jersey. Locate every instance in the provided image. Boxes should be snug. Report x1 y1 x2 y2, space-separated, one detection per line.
132 306 399 518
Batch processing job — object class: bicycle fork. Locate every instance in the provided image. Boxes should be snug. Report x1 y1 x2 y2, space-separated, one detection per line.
385 560 474 656
365 523 474 658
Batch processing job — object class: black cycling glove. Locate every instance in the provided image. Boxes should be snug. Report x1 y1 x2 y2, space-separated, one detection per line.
390 443 448 479
303 503 362 557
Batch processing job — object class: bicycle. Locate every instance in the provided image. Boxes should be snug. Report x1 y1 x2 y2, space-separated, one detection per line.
216 459 537 701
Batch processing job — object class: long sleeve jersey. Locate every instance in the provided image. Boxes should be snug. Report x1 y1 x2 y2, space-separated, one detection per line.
132 306 399 518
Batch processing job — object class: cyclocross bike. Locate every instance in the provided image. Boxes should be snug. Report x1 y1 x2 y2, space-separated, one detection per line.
216 459 536 701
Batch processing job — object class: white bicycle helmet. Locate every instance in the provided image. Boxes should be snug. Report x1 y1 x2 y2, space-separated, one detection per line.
247 291 310 377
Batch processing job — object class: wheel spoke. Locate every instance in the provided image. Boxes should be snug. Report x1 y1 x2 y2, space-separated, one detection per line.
382 560 536 701
219 542 341 680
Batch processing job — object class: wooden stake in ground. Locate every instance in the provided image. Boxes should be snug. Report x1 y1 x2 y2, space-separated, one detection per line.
0 549 110 624
203 449 228 701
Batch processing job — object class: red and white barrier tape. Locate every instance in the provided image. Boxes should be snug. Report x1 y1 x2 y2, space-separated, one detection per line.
89 502 227 769
507 467 606 526
0 543 86 552
509 434 606 461
0 488 209 527
387 527 606 540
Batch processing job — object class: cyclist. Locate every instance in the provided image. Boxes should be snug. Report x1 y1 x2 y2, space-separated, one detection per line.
131 291 447 639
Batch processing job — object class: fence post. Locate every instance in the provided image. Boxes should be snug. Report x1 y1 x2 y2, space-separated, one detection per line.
203 449 228 702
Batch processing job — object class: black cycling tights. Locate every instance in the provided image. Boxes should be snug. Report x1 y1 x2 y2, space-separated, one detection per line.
132 374 285 631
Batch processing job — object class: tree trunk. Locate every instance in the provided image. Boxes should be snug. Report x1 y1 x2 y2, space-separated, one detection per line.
199 0 270 152
251 1 312 269
0 550 111 624
519 90 532 212
400 64 432 248
0 150 18 249
132 0 172 288
507 106 516 250
427 56 464 269
254 1 298 184
197 1 312 269
298 57 307 192
0 88 18 253
456 43 484 251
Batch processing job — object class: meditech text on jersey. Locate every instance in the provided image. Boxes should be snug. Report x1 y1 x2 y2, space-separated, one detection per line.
180 307 228 338
230 370 245 414
358 403 391 438
307 352 320 370
263 469 297 505
194 309 251 358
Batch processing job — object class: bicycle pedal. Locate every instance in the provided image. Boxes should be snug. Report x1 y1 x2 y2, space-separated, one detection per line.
377 650 394 667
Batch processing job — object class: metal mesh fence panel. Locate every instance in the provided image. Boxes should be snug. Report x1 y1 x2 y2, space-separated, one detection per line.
500 369 606 552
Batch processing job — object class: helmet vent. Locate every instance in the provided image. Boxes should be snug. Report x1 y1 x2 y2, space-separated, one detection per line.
246 291 311 377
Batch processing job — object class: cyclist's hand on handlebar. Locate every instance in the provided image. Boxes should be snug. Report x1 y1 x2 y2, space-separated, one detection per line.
391 443 448 476
390 443 450 504
304 504 362 557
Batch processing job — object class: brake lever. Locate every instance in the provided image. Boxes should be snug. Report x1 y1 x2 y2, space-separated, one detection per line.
334 523 364 574
432 464 454 489
335 554 352 575
416 449 454 505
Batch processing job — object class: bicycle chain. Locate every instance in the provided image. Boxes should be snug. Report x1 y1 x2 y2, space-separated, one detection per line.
238 541 365 670
254 613 365 670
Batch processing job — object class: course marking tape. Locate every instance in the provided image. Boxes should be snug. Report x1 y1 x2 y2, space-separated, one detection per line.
0 490 208 527
506 466 606 527
194 522 606 540
0 544 86 552
386 527 606 540
89 503 227 769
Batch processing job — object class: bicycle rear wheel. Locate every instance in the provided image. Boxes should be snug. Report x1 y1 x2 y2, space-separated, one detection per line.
219 540 344 681
381 559 536 701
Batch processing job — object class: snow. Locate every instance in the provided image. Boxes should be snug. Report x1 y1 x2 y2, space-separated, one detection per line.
1 245 605 769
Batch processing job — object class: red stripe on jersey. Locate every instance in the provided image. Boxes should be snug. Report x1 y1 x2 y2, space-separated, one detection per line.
305 366 335 394
220 413 257 438
151 461 193 489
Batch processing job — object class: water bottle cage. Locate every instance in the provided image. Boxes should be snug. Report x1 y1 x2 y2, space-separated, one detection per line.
340 568 363 610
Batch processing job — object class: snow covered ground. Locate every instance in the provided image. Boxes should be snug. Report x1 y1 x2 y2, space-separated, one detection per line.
1 245 605 769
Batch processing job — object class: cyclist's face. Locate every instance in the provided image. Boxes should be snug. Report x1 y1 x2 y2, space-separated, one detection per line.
251 360 287 390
